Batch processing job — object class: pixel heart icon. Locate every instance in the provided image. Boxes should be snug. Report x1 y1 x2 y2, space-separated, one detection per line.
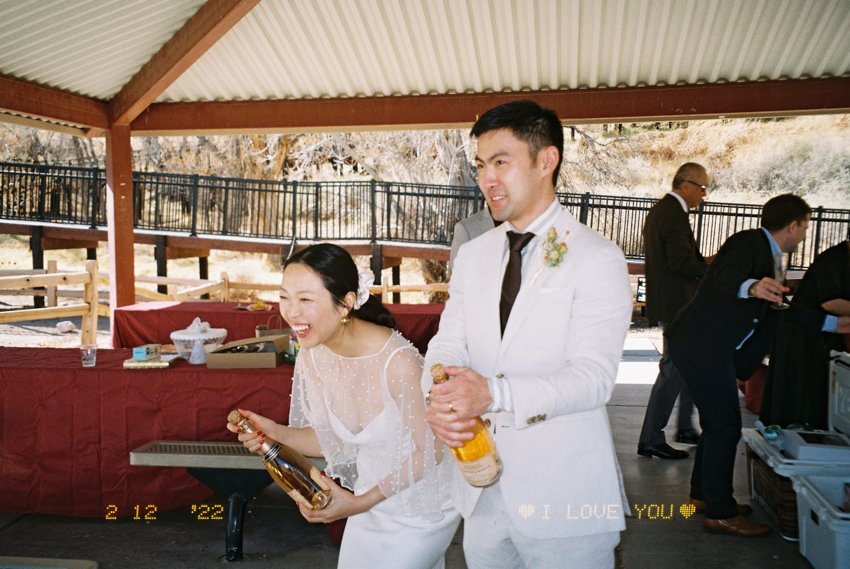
518 504 535 519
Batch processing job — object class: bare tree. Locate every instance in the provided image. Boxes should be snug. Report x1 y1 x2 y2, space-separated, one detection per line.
280 130 474 185
559 127 634 193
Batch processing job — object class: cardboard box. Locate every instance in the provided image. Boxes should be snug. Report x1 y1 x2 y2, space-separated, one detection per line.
206 335 289 369
132 344 161 362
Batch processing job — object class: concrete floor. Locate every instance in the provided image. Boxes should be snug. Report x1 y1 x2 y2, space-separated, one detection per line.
0 339 816 569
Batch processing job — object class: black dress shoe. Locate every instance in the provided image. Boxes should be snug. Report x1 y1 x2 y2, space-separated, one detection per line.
690 498 753 517
637 442 689 459
675 430 701 445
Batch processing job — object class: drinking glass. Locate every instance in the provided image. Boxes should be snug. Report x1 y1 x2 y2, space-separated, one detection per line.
81 344 97 367
771 254 790 310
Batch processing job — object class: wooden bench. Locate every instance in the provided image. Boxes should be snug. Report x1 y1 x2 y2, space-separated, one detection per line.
130 440 327 562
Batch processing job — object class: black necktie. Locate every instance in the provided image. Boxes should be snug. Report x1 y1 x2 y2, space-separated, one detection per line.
500 231 535 335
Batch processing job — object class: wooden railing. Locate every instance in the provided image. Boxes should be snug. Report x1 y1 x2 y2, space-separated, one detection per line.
0 259 656 332
0 260 99 345
2 265 448 311
0 260 62 305
0 258 656 337
121 274 449 304
369 281 448 302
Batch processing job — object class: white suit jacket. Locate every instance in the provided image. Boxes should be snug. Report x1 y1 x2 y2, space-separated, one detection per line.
424 206 633 538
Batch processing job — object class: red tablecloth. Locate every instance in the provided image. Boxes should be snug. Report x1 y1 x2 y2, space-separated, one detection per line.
385 303 445 354
113 302 445 355
0 347 292 518
112 301 283 348
738 364 767 415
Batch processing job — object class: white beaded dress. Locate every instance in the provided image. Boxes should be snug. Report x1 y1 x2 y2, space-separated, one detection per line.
290 330 460 569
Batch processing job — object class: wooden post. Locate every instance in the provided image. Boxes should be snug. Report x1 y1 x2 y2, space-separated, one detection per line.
105 124 136 315
199 255 209 299
370 243 383 289
220 272 230 301
392 265 400 304
81 260 99 346
46 260 58 307
155 235 168 295
31 225 45 308
381 276 389 304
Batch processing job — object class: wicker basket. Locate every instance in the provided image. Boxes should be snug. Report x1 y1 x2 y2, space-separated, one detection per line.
747 446 799 539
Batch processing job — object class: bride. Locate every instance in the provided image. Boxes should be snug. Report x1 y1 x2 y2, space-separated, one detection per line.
227 243 460 569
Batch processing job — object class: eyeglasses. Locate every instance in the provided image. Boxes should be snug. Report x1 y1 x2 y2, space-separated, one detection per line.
683 179 709 193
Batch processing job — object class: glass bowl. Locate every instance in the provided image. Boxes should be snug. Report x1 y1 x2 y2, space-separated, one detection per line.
170 328 227 360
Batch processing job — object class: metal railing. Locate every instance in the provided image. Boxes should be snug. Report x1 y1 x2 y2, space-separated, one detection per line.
0 162 104 227
2 161 848 270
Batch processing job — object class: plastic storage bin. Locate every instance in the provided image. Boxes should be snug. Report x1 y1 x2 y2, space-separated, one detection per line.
742 429 850 540
831 351 850 435
792 474 850 569
740 352 850 540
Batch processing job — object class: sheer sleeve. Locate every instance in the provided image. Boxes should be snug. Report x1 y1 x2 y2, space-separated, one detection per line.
289 333 449 522
288 355 312 428
376 343 447 521
289 350 360 489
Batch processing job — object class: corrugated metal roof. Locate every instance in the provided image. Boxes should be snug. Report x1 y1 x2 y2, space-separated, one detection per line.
0 0 849 129
0 0 205 100
159 0 850 103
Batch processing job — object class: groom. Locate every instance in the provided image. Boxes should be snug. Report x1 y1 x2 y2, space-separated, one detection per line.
425 100 633 569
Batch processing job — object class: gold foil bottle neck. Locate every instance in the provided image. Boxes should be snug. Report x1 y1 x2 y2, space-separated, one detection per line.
430 363 448 383
227 410 246 428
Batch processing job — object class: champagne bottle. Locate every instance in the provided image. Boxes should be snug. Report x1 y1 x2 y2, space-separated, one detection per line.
227 410 331 510
430 363 502 487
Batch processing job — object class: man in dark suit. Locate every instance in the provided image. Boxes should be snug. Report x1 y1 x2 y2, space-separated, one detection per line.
449 206 497 272
637 163 709 460
667 194 850 537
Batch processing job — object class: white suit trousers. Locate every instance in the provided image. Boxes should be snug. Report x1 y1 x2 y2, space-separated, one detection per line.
462 482 619 569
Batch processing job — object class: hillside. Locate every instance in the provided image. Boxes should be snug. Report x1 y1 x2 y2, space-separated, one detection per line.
585 115 850 209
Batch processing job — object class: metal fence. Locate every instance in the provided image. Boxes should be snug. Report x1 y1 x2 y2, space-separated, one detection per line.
2 161 849 270
0 161 104 227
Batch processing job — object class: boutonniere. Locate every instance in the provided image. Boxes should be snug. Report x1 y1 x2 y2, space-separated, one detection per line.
542 226 569 268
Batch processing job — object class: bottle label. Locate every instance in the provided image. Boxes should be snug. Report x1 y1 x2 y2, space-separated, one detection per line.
457 454 501 487
287 489 311 508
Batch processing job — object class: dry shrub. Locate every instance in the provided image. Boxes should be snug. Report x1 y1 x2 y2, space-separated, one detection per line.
576 116 850 208
420 259 448 304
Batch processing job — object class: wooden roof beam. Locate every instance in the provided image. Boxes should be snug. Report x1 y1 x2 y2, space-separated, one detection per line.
131 77 850 135
108 0 259 127
0 74 109 130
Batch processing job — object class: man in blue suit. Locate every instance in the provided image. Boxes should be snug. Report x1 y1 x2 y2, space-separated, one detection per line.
667 193 850 537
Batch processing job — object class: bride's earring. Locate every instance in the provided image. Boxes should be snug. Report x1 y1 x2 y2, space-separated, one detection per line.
340 297 355 326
